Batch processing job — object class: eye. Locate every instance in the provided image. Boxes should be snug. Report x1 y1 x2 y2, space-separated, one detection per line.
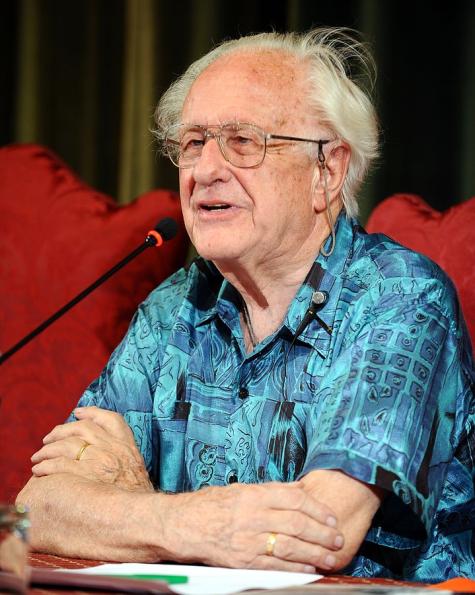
232 134 254 145
180 130 205 153
183 138 204 151
226 131 261 154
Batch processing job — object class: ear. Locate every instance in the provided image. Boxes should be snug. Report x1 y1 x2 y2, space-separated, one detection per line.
312 143 351 213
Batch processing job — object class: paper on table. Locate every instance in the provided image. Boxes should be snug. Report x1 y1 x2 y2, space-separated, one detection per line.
57 562 321 594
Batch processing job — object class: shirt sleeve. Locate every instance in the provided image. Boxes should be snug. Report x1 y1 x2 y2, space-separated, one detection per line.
76 299 162 411
300 275 467 535
67 297 163 475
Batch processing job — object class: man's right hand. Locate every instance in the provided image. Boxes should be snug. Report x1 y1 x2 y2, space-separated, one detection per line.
153 480 344 573
17 472 343 573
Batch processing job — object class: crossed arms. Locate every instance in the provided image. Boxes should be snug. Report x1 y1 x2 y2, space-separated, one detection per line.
17 406 383 574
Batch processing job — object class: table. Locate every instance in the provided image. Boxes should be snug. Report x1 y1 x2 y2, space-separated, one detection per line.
24 552 425 594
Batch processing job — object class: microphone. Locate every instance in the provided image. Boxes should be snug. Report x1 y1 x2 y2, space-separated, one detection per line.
0 218 179 366
293 290 331 339
282 289 331 399
144 217 178 246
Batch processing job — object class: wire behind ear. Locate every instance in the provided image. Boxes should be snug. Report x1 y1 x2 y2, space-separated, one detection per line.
318 145 336 257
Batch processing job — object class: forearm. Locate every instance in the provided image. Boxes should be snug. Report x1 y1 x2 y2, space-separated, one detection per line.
16 475 165 562
17 476 345 572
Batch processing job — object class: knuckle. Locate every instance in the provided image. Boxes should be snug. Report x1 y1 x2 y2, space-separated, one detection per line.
80 419 95 431
315 503 333 520
110 411 127 427
276 534 292 558
313 548 335 569
287 487 306 510
290 514 307 538
228 484 248 507
251 517 267 532
106 410 121 424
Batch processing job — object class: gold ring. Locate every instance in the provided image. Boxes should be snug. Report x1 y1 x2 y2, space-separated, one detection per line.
75 441 90 461
266 532 277 556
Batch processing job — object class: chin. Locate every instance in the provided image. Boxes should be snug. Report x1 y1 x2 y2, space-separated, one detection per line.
189 227 245 262
192 240 246 264
194 246 240 263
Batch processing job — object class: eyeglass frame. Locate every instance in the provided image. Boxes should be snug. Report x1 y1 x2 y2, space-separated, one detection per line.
161 122 330 169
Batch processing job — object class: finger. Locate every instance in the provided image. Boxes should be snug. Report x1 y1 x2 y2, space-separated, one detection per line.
31 456 85 477
262 510 343 551
31 438 86 463
284 483 339 527
245 482 338 528
248 554 317 574
73 411 142 465
43 419 111 446
74 407 134 442
265 531 338 571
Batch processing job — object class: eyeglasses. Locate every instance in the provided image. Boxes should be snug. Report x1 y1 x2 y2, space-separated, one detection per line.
162 122 330 169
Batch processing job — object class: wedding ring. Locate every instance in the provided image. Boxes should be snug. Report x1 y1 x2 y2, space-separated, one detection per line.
75 441 90 461
266 532 277 556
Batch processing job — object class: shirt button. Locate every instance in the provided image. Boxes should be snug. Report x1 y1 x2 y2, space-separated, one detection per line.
228 471 238 484
239 387 249 399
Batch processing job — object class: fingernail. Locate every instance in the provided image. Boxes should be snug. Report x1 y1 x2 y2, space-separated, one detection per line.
326 515 337 527
334 535 344 548
324 554 336 569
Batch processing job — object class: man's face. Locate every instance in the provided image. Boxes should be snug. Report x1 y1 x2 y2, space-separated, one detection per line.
178 50 321 269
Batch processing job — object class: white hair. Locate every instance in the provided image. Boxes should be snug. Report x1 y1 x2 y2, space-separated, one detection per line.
153 28 379 217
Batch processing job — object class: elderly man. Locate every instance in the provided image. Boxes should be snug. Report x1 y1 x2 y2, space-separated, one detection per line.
18 28 474 581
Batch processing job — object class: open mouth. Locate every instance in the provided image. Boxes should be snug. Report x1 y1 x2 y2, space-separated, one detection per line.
201 204 231 211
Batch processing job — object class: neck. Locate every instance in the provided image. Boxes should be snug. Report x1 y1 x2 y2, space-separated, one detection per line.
225 258 312 348
214 218 334 349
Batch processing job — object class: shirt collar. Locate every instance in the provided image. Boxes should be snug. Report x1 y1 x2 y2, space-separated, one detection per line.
192 260 238 327
193 213 358 354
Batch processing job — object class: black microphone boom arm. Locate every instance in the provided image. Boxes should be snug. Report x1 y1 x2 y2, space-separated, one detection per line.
0 218 178 366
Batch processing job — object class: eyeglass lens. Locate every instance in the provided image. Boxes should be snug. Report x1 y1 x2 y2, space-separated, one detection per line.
168 124 266 168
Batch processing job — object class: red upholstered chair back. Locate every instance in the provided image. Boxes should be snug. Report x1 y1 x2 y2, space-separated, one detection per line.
366 193 475 351
0 144 188 503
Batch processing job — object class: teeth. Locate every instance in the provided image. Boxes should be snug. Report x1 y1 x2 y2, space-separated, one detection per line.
203 204 230 210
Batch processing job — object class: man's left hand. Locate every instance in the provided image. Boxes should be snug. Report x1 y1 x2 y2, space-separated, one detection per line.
31 406 154 493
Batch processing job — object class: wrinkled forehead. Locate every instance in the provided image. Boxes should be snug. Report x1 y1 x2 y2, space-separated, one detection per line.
181 50 313 129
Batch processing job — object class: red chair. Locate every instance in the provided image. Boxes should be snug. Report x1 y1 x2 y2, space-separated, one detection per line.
366 193 475 351
0 144 188 502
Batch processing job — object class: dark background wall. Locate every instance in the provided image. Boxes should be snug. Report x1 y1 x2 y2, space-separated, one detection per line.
1 0 474 220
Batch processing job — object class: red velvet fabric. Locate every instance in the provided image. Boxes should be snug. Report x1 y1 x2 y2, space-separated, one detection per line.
366 193 475 350
0 144 188 503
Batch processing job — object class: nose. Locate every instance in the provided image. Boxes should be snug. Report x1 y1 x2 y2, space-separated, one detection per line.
191 134 231 186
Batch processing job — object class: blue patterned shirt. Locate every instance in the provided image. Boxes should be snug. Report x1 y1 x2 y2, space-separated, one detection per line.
75 215 475 582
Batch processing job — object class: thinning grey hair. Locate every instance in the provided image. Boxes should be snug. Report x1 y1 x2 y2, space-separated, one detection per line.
153 27 379 218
